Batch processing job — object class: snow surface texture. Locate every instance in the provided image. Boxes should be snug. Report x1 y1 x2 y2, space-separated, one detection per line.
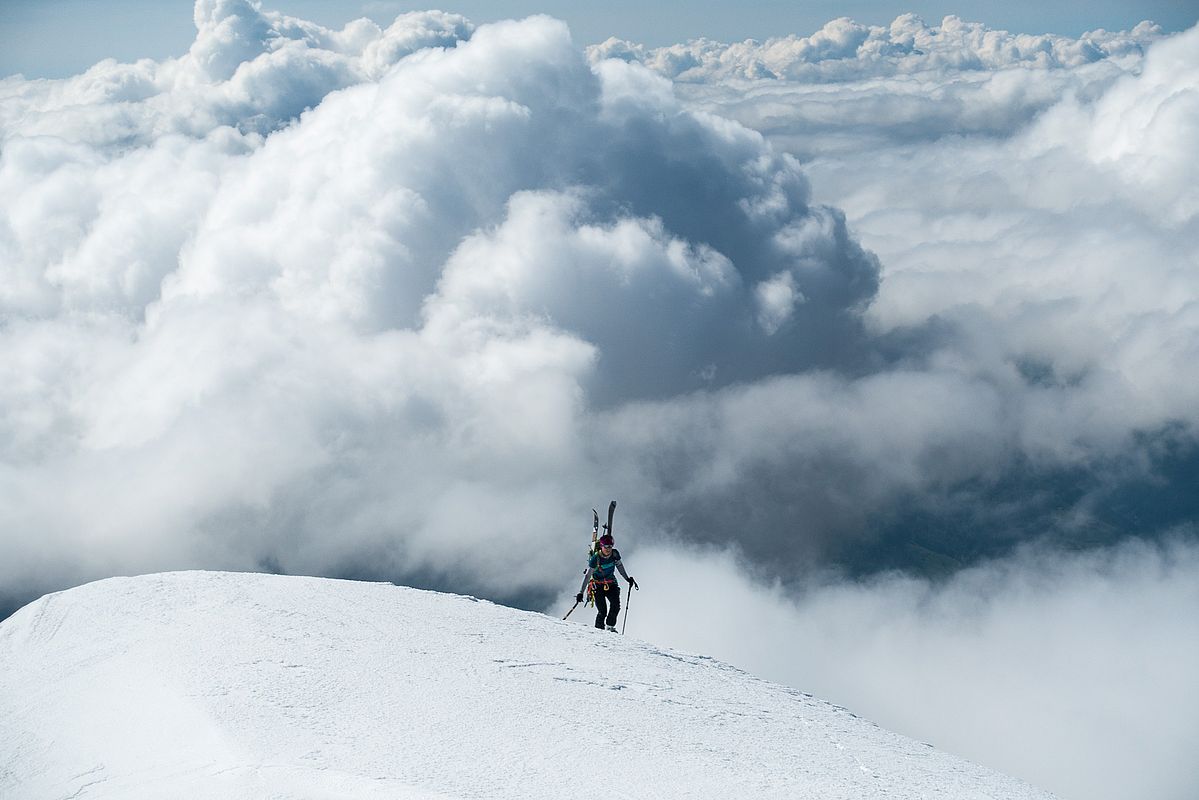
0 571 1056 799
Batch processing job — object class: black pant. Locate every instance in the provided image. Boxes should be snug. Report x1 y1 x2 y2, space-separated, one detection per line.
593 582 621 629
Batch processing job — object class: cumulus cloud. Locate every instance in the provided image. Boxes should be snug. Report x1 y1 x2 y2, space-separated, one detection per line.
0 2 473 146
589 14 1162 83
0 2 879 607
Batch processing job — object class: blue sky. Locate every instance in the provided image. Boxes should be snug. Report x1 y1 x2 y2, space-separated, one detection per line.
2 0 1195 78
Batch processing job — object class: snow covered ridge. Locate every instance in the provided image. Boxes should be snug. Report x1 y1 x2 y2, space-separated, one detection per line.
0 571 1056 800
588 14 1162 82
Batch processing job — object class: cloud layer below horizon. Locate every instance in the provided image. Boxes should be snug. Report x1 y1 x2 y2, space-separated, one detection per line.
2 3 1198 798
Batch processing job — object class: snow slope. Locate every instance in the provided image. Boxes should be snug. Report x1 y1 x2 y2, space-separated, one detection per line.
0 571 1056 799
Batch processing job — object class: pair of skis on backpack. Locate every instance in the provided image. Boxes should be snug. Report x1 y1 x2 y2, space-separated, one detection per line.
563 501 639 631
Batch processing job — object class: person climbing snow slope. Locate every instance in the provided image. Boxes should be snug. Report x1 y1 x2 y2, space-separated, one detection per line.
576 534 637 631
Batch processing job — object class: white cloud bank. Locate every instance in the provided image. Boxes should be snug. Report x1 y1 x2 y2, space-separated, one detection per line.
590 14 1161 82
2 4 1198 798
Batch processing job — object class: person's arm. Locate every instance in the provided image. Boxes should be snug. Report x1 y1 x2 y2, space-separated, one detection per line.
615 559 636 587
615 559 630 581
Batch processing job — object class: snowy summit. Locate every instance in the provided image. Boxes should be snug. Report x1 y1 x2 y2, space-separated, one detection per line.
1 571 1054 799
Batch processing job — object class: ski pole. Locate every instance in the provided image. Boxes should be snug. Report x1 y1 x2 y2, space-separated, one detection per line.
621 578 638 634
562 599 580 621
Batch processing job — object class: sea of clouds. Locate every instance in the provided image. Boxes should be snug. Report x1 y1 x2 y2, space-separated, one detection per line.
2 2 1197 797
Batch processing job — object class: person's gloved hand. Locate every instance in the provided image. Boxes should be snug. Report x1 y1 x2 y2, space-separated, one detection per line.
575 593 584 603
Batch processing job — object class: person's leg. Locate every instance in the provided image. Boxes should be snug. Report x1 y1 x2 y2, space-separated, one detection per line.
605 585 621 628
594 589 607 629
